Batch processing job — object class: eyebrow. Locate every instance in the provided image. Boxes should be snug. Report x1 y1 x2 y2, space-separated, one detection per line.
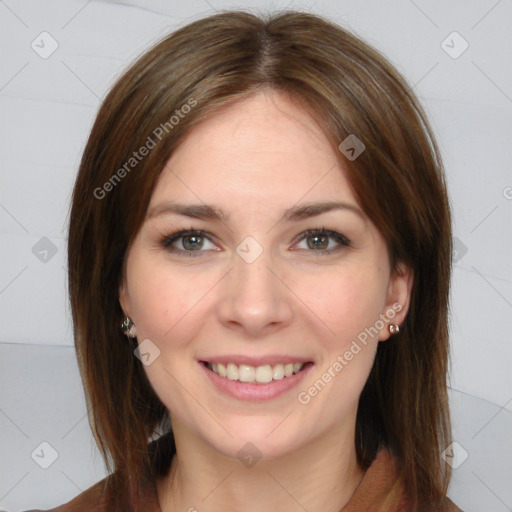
145 201 366 223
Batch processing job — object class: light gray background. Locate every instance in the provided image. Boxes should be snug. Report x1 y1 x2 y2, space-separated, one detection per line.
1 0 511 510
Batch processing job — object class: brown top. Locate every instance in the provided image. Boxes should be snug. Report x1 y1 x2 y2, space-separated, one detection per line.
25 449 461 512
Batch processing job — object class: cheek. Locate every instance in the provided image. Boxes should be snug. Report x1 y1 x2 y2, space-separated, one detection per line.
293 268 385 417
125 256 208 407
301 266 385 391
300 265 387 340
125 255 201 344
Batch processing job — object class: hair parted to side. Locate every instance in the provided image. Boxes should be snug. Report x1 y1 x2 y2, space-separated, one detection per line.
67 9 453 510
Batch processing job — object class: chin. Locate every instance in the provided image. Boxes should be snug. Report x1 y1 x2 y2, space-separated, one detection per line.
204 418 304 462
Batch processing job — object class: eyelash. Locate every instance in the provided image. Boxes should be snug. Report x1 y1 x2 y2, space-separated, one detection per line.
159 227 351 257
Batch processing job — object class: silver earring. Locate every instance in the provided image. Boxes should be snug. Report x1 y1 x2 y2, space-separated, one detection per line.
121 317 137 338
388 324 400 335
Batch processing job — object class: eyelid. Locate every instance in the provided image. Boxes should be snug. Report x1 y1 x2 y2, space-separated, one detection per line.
293 228 350 245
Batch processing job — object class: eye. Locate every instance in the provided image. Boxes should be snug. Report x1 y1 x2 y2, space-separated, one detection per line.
159 227 351 257
293 228 351 255
160 229 218 256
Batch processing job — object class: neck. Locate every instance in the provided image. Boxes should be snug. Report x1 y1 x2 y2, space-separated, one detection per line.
157 421 365 512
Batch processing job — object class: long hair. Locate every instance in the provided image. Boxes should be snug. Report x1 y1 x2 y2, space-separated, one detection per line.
67 10 453 509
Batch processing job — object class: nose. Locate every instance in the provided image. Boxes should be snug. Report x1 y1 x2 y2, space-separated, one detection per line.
215 244 294 337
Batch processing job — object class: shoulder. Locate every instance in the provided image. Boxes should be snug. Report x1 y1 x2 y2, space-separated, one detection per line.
22 477 109 512
342 449 463 512
22 471 161 512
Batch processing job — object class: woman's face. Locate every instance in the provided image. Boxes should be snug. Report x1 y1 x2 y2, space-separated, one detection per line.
119 91 412 460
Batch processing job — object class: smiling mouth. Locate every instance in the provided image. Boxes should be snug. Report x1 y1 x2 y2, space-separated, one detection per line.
202 361 314 384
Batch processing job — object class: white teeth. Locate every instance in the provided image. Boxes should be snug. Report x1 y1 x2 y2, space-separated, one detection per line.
255 365 273 383
273 364 284 380
207 361 306 383
226 363 238 380
238 365 255 382
217 362 226 377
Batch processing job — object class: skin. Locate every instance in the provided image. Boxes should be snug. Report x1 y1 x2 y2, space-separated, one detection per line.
119 90 413 512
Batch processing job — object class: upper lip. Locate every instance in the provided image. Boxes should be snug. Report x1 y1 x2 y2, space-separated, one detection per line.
200 355 313 366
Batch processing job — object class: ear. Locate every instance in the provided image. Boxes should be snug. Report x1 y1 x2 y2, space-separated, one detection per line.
378 262 413 342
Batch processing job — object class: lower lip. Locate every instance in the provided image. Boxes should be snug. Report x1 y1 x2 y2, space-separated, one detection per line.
199 361 314 401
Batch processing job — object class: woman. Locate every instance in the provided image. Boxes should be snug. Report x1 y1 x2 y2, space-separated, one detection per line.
28 9 461 512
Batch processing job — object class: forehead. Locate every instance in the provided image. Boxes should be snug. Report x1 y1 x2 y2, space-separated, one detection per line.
149 91 358 210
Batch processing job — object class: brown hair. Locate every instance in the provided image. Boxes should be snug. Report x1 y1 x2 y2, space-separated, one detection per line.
67 9 453 510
